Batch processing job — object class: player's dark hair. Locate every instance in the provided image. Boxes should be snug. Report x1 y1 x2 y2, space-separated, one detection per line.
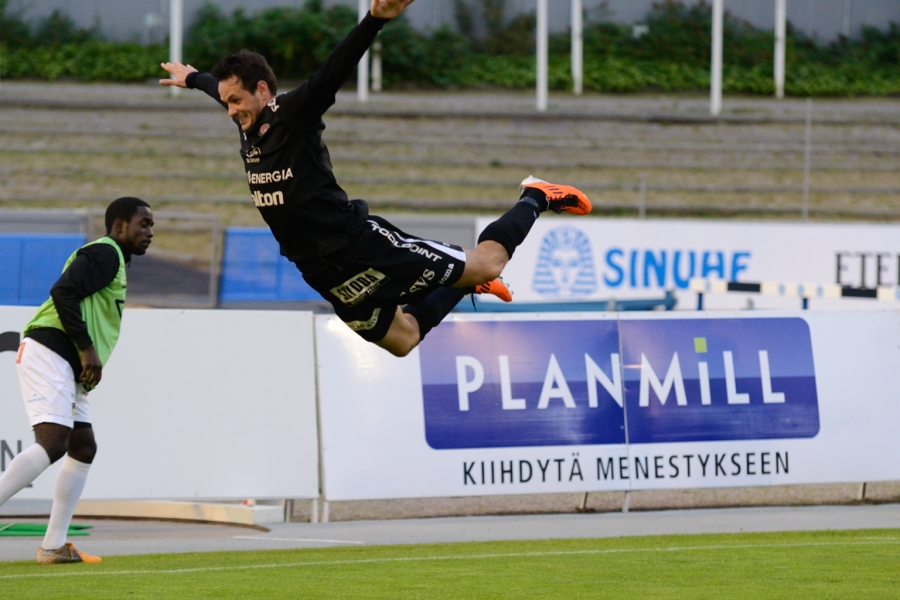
211 50 278 95
105 197 150 234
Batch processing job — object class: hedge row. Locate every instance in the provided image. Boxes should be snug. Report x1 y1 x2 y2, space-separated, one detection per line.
0 0 897 96
1 42 896 96
0 42 166 82
459 56 900 96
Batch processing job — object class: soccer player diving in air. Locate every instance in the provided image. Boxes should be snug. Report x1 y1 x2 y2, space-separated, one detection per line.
160 0 590 357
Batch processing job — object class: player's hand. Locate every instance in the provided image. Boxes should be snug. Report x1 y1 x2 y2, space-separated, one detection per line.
370 0 414 20
80 345 103 390
159 62 198 88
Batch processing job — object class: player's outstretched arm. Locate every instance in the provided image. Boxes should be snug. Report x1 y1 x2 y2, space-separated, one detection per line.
370 0 415 19
295 1 414 118
159 62 197 88
160 61 228 109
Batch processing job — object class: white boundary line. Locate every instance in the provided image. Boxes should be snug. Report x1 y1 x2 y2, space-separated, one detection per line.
1 538 898 580
233 536 365 545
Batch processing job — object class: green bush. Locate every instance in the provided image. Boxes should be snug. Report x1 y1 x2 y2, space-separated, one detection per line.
0 42 167 81
0 0 897 96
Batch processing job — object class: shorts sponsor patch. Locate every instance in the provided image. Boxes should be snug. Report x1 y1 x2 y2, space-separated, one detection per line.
409 269 436 294
345 308 381 331
331 269 388 306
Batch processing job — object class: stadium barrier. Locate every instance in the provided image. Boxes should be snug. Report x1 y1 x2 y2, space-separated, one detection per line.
689 278 900 310
4 306 900 521
0 213 221 309
0 234 86 306
0 307 320 503
477 216 900 313
19 217 900 314
315 310 900 503
219 228 319 303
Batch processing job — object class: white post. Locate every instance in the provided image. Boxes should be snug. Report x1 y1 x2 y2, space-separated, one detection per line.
638 175 647 219
842 0 852 37
169 0 183 98
536 0 548 111
571 0 583 96
357 0 370 103
774 0 786 99
371 40 382 93
710 0 723 116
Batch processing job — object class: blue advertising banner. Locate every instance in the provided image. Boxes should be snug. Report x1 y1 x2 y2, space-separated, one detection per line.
420 319 624 449
419 317 818 450
619 318 819 444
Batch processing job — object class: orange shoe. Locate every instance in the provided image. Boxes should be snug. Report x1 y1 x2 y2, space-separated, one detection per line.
520 176 591 215
36 543 102 565
475 278 512 302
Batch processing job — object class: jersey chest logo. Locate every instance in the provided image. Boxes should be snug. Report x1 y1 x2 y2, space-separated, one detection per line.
244 146 261 164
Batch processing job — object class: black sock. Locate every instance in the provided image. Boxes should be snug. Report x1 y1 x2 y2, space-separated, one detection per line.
403 286 469 341
477 201 541 260
520 187 549 212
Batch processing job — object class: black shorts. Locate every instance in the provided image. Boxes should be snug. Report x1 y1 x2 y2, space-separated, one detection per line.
299 216 467 342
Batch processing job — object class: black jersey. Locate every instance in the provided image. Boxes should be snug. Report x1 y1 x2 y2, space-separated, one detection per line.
187 13 388 263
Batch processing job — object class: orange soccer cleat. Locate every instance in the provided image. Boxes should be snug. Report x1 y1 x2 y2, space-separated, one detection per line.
520 176 592 215
36 543 103 565
475 278 512 302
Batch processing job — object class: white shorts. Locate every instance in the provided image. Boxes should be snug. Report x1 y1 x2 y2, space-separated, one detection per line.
15 338 90 428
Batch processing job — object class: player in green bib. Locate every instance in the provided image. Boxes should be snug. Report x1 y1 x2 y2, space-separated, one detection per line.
0 197 153 565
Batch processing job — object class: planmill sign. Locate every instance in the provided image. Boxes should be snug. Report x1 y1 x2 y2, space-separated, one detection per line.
420 318 819 449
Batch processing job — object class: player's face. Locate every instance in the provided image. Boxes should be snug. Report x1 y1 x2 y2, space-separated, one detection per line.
219 76 267 132
117 207 154 256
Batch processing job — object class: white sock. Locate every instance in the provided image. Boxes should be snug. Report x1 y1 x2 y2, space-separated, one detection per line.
42 457 91 551
0 444 51 506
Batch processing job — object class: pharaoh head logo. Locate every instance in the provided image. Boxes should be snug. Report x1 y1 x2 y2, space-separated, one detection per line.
532 227 597 298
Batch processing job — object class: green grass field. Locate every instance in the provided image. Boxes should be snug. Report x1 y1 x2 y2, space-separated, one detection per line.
1 529 898 599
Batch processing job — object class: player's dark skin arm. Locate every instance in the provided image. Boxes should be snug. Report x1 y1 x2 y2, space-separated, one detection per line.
50 245 120 389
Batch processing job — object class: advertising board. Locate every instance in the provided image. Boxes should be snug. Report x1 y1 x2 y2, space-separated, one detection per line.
0 307 320 500
318 310 900 501
474 217 900 310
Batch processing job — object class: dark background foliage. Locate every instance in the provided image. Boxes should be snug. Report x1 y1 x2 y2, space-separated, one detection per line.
0 0 897 94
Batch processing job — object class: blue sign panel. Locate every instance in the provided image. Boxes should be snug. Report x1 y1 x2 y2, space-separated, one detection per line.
419 317 819 449
0 234 86 305
420 320 625 449
619 318 819 443
219 228 319 302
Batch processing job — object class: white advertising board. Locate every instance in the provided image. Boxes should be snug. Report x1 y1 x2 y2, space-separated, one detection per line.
0 307 319 500
475 217 900 311
317 310 900 501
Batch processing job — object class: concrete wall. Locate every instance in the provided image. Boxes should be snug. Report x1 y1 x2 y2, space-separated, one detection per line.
7 0 898 44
